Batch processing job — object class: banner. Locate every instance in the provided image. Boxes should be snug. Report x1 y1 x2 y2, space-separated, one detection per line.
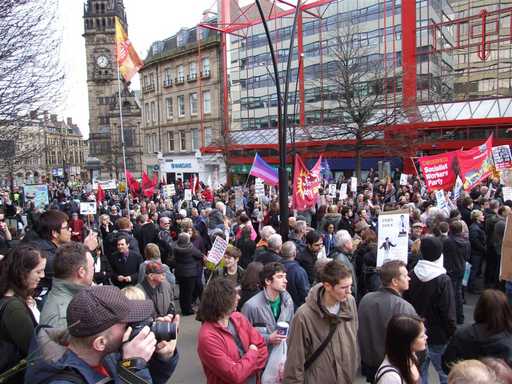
418 151 459 191
377 210 409 267
293 155 322 211
458 135 493 191
93 179 117 190
492 145 512 170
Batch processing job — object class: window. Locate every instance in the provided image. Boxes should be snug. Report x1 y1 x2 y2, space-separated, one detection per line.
202 57 210 74
189 93 198 115
205 127 212 146
143 75 148 87
149 73 155 86
164 68 172 82
189 62 197 76
180 131 186 151
202 91 211 113
177 95 185 116
150 101 156 122
191 128 199 150
145 103 150 122
165 97 173 119
152 133 158 152
168 131 175 151
177 65 184 79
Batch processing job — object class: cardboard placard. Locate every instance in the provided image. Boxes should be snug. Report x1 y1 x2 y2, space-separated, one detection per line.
80 202 97 215
350 177 357 192
255 178 265 198
184 189 192 201
328 184 337 198
206 235 228 265
400 173 409 186
500 214 512 281
339 183 348 199
377 209 409 267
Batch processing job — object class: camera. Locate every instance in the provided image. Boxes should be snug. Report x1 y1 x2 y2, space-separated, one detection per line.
129 318 177 342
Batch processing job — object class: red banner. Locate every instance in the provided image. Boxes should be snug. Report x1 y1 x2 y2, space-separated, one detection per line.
142 171 158 198
293 155 322 210
418 151 459 192
458 134 493 191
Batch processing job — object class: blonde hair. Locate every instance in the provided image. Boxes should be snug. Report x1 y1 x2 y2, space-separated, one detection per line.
121 286 146 300
144 243 161 260
448 360 497 384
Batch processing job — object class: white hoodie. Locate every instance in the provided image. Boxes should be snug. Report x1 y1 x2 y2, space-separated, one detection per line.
413 254 447 282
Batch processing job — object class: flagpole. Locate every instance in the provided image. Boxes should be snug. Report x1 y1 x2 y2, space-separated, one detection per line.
116 64 130 215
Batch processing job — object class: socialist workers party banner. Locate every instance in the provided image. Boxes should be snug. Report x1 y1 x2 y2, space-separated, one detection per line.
458 135 493 191
293 155 322 210
418 151 459 192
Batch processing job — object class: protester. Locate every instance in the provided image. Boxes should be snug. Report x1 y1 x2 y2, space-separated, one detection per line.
447 360 497 384
283 260 359 383
138 243 175 285
468 209 486 293
298 230 323 284
108 234 143 289
330 229 358 297
212 244 245 288
254 233 282 265
197 278 268 384
281 241 309 310
237 261 264 311
40 242 94 328
136 261 176 317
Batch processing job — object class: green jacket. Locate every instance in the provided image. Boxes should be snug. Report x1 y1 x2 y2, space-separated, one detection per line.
40 279 86 329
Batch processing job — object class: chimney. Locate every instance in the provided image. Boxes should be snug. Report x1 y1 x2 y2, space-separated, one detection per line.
29 110 38 119
50 114 57 123
43 111 49 123
67 117 73 126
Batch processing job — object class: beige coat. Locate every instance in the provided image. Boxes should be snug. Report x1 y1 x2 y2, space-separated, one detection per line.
283 283 360 384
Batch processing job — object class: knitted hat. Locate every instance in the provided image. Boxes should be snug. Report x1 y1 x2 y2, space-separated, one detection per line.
420 236 443 262
67 286 153 337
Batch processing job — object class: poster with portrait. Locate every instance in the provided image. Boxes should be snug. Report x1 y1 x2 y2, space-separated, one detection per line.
492 145 512 170
80 202 97 215
339 183 348 199
23 184 49 209
377 210 409 267
328 184 337 198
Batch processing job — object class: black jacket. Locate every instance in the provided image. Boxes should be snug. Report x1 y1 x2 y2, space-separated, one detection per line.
443 234 470 277
297 247 318 284
469 222 487 258
442 323 512 373
404 262 457 345
30 238 58 292
173 243 203 278
139 222 159 252
254 249 281 265
108 250 143 288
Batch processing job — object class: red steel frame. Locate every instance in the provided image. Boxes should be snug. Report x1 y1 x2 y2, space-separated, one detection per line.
198 0 512 174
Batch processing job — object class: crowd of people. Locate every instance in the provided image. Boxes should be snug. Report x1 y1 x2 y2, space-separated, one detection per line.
0 169 511 383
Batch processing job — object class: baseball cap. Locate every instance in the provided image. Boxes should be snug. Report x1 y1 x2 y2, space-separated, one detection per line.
67 285 153 337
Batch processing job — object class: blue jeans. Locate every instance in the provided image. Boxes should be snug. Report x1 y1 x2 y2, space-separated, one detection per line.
422 344 448 384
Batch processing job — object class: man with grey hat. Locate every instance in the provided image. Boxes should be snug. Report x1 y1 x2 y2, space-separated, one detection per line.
25 285 179 384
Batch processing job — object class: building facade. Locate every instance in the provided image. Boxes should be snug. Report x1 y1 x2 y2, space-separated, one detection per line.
83 0 143 178
0 112 88 186
139 23 226 185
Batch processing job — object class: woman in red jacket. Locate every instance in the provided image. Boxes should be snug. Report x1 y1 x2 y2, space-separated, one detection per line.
197 277 268 384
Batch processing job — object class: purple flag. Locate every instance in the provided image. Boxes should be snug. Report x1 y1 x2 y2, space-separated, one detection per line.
249 153 279 186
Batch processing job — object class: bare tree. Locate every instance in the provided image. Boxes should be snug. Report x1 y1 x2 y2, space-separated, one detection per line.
0 0 64 186
309 26 421 181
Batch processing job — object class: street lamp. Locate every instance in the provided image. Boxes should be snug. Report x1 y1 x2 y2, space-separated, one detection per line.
254 0 302 239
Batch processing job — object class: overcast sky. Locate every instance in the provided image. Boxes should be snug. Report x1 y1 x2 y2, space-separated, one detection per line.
58 0 217 138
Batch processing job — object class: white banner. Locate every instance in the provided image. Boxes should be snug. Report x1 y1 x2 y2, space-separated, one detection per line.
93 179 117 190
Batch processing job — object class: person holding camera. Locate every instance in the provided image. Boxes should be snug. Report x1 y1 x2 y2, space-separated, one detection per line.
25 285 179 384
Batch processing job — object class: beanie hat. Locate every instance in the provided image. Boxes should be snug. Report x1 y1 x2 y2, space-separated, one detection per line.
420 236 443 262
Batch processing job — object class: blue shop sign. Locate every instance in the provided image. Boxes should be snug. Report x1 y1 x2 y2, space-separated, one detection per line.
170 162 192 169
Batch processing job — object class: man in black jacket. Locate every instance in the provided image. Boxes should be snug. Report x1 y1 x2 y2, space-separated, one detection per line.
443 220 470 324
254 233 282 265
404 236 456 384
468 209 486 293
108 234 143 289
484 200 500 288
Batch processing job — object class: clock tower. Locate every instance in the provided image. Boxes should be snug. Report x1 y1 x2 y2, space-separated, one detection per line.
83 0 142 178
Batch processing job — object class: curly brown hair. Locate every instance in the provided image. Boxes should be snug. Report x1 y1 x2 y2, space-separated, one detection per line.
0 244 45 298
198 277 237 322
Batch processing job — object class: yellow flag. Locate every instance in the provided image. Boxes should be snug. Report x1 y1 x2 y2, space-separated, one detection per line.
115 17 143 81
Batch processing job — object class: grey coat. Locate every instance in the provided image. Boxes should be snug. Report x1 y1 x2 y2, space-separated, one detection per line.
357 288 417 370
40 279 86 329
330 248 358 299
241 289 294 346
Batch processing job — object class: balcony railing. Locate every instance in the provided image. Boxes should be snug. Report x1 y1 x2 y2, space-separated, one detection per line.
187 73 198 82
142 84 155 93
175 76 185 85
163 79 173 88
201 70 211 79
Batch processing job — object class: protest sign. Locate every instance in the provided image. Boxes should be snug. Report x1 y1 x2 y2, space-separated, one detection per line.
400 173 409 186
350 177 357 192
435 190 447 210
328 184 337 198
235 187 244 211
500 214 512 281
418 151 459 192
93 179 117 190
184 189 192 201
80 202 97 215
457 135 493 190
377 210 409 267
23 184 49 209
163 184 176 198
339 183 348 199
207 235 228 265
492 145 512 170
255 178 265 198
453 176 464 201
503 187 512 202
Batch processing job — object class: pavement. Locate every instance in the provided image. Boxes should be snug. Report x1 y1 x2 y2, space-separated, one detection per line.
170 292 479 384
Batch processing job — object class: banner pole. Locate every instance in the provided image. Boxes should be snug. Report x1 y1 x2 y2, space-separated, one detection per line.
117 64 130 215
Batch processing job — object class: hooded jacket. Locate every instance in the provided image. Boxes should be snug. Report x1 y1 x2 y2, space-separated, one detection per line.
283 283 359 384
40 279 86 329
442 323 512 373
173 241 203 278
404 259 456 345
443 235 470 278
24 326 178 384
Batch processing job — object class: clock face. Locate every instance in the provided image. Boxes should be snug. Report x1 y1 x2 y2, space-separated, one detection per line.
96 55 109 68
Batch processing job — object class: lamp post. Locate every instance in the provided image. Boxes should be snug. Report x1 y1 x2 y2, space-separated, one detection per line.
254 0 301 239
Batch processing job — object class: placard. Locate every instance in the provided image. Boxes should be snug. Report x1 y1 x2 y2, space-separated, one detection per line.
500 214 512 281
377 210 409 267
400 173 409 186
235 187 244 211
492 145 512 170
339 183 348 199
503 187 512 202
80 202 97 215
184 189 192 201
163 184 176 197
93 179 117 190
255 178 265 198
328 184 337 198
206 235 228 265
350 177 357 192
435 190 447 210
453 176 464 200
23 184 49 209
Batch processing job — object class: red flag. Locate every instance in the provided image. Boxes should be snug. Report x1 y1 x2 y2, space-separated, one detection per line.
457 134 494 190
96 184 105 203
292 154 322 210
189 174 200 195
142 171 157 198
125 170 140 194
